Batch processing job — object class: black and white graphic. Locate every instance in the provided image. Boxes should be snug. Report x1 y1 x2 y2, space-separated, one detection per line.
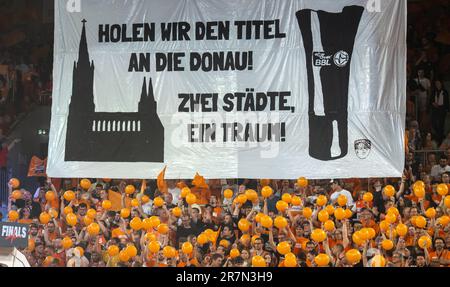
65 20 164 162
296 6 364 161
354 139 372 159
47 0 406 179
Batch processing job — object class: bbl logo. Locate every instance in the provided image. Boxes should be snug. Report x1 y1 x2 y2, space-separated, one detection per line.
334 50 349 67
313 52 332 67
354 139 372 159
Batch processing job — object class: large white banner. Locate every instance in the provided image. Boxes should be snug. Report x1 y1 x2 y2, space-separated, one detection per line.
48 0 406 179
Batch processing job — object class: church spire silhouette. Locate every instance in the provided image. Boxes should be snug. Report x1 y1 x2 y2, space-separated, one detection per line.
78 19 92 68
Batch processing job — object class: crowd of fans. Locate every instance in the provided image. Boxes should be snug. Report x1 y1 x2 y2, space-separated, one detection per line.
1 0 450 268
3 173 450 268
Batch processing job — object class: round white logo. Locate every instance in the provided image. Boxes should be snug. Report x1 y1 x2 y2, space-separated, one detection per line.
334 51 349 67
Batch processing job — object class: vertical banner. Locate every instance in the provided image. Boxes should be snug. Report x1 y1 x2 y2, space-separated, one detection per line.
48 0 406 179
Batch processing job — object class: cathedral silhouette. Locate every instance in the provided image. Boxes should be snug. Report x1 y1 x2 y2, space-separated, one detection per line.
65 20 164 162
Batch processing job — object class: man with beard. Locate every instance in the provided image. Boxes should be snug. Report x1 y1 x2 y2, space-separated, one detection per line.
429 237 450 266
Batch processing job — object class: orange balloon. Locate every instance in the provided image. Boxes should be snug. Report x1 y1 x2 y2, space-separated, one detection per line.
219 239 230 248
334 208 346 220
83 215 93 226
63 190 75 201
149 216 161 228
163 246 176 258
251 235 260 245
86 209 97 219
276 241 291 255
141 195 150 204
324 220 335 231
381 239 394 250
437 184 448 196
9 178 20 189
345 209 353 219
252 255 266 267
157 223 169 234
359 228 370 241
345 249 362 264
418 236 432 249
125 185 136 195
297 177 308 188
276 200 289 212
371 255 386 267
363 192 373 202
172 207 182 217
367 228 376 239
352 231 364 245
311 229 327 243
131 198 139 207
396 223 408 237
383 185 395 197
314 254 330 267
238 219 250 232
102 200 112 210
302 207 313 219
240 234 250 245
119 249 130 262
415 216 427 229
236 194 248 204
130 217 143 231
66 213 78 226
75 246 84 257
284 253 298 267
28 239 35 252
325 205 335 215
87 223 100 236
153 197 165 207
387 207 400 217
181 187 191 198
120 208 131 218
414 180 425 189
255 212 264 223
197 234 208 245
444 196 450 208
125 245 138 257
182 242 194 254
245 189 258 202
63 206 73 215
223 189 233 199
148 241 161 253
337 195 347 207
274 216 288 229
12 190 22 200
108 245 119 256
49 208 58 219
260 215 273 228
230 248 240 259
413 185 425 198
385 212 397 224
45 191 56 202
80 179 91 190
425 208 436 219
145 232 157 242
379 220 389 232
62 237 73 249
40 212 51 224
438 215 450 226
291 196 302 206
261 186 273 198
316 195 327 207
281 193 292 204
8 210 19 222
186 193 197 205
318 210 329 223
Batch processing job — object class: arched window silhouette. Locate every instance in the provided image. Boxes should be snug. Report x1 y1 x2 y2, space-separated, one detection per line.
112 121 116 132
137 121 141 132
97 121 102 132
92 121 96 132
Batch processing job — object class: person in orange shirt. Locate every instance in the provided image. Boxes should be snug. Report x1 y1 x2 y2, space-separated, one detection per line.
428 237 450 267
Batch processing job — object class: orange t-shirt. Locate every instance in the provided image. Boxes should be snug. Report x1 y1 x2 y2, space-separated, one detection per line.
293 237 309 255
429 250 450 267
